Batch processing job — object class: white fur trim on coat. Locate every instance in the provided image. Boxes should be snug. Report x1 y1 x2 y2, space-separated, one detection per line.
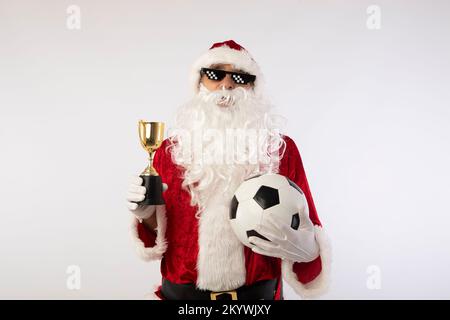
190 45 263 95
282 226 332 299
130 205 168 261
196 193 247 292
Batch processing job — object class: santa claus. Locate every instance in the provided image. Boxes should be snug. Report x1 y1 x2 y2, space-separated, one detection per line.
126 40 331 300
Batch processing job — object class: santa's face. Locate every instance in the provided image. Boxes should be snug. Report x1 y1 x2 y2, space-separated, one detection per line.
200 63 254 107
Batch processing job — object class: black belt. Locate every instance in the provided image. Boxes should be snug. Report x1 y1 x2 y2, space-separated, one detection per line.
161 278 278 300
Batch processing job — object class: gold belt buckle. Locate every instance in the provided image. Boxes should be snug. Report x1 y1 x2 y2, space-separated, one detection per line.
210 290 238 300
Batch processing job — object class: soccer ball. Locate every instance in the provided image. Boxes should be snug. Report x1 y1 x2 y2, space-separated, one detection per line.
229 173 309 248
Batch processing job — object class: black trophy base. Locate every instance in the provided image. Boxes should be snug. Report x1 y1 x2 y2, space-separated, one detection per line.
138 174 165 205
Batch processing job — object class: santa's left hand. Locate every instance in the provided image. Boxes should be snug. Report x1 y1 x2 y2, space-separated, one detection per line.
249 210 320 263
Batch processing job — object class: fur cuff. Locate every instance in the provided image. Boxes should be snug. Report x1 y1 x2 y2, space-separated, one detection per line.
282 226 332 299
130 205 168 261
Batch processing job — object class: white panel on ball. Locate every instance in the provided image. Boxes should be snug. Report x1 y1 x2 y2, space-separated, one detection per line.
256 173 290 190
229 198 264 247
234 175 262 202
278 184 309 217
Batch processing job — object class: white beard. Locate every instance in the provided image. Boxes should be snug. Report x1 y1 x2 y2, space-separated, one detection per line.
167 84 286 291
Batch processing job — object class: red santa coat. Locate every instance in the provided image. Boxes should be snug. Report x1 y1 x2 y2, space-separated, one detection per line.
131 135 331 299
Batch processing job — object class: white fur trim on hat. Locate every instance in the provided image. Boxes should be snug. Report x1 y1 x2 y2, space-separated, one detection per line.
189 44 263 95
130 205 168 261
282 225 332 299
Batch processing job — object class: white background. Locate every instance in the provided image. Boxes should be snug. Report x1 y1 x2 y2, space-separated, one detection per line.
1 0 450 299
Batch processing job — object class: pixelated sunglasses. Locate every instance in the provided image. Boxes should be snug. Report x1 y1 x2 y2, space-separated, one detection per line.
200 68 256 85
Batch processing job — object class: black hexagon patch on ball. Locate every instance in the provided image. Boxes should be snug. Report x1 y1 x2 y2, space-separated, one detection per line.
253 186 279 209
230 195 238 220
291 213 300 230
247 230 270 242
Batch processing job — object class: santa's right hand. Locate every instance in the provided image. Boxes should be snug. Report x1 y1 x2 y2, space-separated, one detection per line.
126 175 167 220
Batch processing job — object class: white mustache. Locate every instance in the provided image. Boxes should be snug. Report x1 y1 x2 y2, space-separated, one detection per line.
198 84 250 107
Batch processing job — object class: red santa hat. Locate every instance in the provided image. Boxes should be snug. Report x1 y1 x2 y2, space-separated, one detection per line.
190 40 263 94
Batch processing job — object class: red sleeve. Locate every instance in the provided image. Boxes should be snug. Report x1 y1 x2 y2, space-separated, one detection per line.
283 135 321 227
282 135 322 284
137 222 157 248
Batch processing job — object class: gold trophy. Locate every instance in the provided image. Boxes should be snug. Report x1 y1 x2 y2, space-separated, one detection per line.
137 120 165 205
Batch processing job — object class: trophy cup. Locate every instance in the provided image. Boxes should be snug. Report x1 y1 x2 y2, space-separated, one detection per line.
137 120 165 205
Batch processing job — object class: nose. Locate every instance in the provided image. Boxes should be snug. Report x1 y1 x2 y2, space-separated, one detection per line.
220 74 235 90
